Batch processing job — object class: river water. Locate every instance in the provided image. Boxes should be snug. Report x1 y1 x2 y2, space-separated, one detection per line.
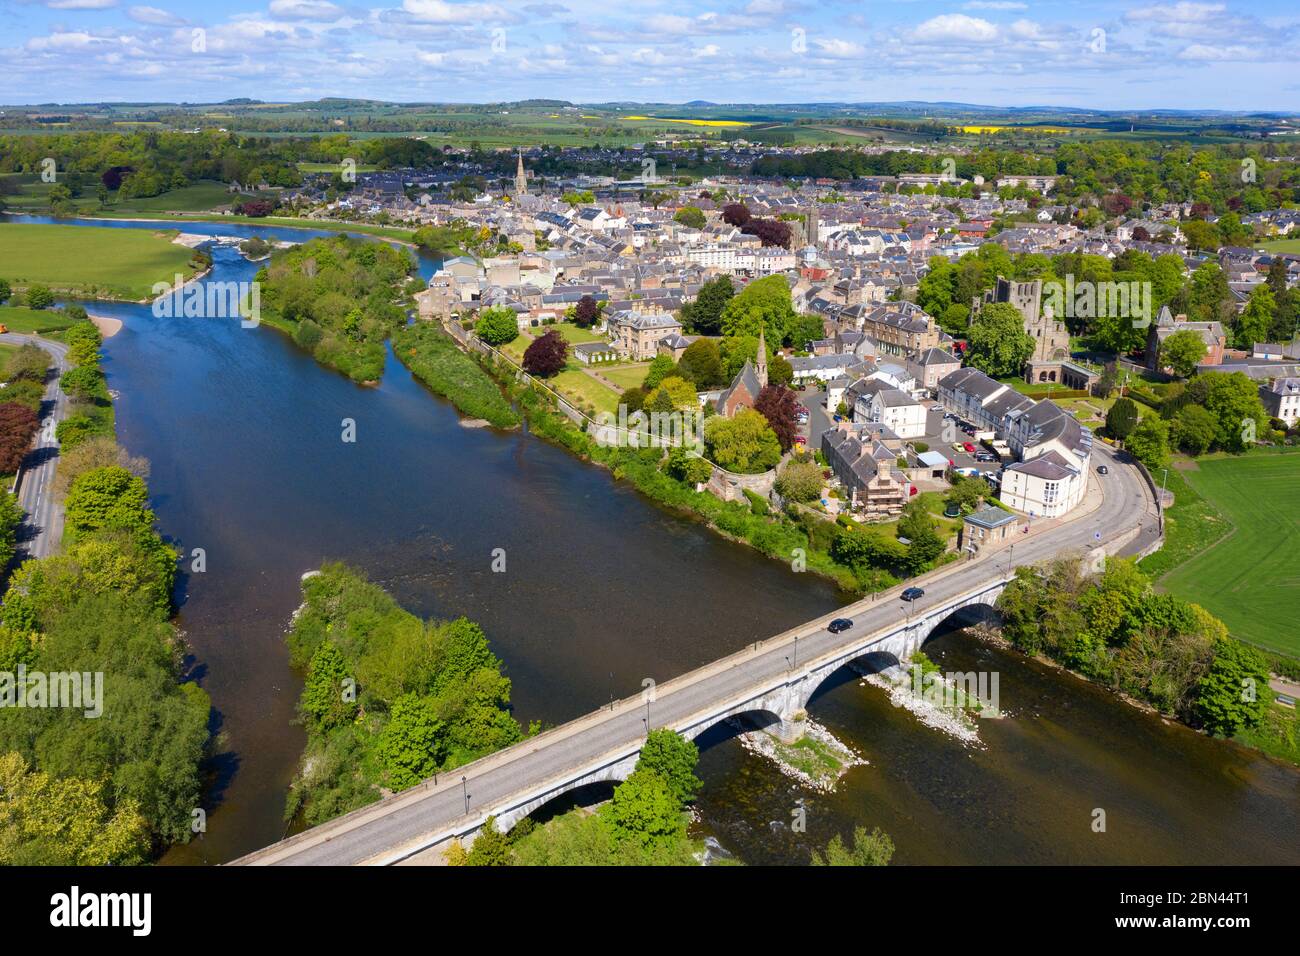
11 216 1299 865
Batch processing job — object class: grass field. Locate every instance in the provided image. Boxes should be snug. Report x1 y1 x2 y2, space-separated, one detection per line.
552 369 619 415
0 223 200 300
1259 237 1300 254
1 176 255 216
0 305 86 334
600 364 652 390
1156 449 1300 655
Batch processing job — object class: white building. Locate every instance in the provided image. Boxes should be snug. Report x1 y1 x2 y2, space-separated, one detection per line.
1263 377 1300 427
861 388 927 439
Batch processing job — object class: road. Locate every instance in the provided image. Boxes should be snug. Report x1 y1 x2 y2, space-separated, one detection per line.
3 332 72 560
235 441 1159 866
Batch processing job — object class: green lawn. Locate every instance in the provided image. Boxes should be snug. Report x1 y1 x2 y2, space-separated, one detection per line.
551 369 620 416
1156 449 1300 656
0 342 17 379
0 222 200 300
0 305 84 334
1259 237 1300 254
600 364 652 390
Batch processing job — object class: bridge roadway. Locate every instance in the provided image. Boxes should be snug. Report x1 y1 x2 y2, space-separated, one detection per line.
234 442 1158 866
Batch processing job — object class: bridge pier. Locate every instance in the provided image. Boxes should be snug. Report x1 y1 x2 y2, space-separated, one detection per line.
772 712 806 744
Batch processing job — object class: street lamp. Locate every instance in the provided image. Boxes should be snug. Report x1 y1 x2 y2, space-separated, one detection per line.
461 775 468 813
1006 542 1015 577
793 635 799 669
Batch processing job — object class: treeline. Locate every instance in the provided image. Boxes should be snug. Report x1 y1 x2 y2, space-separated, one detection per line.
256 234 416 383
0 130 305 201
0 440 206 863
752 147 1055 181
997 558 1271 740
284 564 525 828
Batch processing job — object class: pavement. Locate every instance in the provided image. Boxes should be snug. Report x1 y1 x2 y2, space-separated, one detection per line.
234 437 1156 867
2 332 72 561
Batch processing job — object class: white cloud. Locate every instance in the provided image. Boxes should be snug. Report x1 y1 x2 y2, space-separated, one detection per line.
127 5 185 25
965 1 1027 8
912 14 999 43
402 0 507 23
269 0 345 20
1177 42 1255 60
813 38 865 58
1125 2 1225 23
45 0 118 9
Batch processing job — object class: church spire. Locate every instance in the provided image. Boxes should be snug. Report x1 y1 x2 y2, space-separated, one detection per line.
756 325 768 390
514 150 526 198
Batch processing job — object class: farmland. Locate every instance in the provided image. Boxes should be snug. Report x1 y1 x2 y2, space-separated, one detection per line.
1156 449 1300 656
0 222 201 300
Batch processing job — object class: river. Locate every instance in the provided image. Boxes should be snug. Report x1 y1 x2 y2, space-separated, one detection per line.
9 215 1299 865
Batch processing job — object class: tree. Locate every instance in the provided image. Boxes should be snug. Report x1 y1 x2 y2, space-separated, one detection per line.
721 202 751 226
522 329 568 377
775 458 824 503
64 466 154 539
299 640 357 733
676 338 725 388
0 491 21 571
811 826 894 866
1125 415 1170 471
476 307 519 346
573 294 600 329
720 274 796 345
1181 219 1220 253
898 499 945 573
1194 639 1269 737
1192 372 1267 451
945 475 985 515
4 344 50 383
0 752 150 866
1170 404 1217 456
1105 397 1139 442
965 303 1034 378
376 693 447 790
741 217 793 248
24 284 54 310
619 387 644 414
645 375 697 411
0 402 39 474
704 408 782 474
465 816 512 866
635 730 701 807
1234 284 1275 349
680 275 734 335
753 384 799 452
600 769 685 849
672 206 706 230
0 279 10 306
1159 329 1207 378
59 365 104 400
642 354 677 391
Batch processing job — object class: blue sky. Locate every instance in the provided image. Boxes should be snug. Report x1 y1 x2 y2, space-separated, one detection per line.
0 0 1296 110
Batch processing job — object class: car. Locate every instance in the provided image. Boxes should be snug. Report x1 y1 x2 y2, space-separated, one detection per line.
974 452 995 462
794 435 807 445
952 443 965 452
827 618 854 634
963 442 977 453
901 587 925 602
1097 464 1109 475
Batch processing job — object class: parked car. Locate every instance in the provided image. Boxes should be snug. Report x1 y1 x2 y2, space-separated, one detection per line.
901 587 925 602
827 618 854 634
951 443 965 452
975 452 995 462
963 442 977 453
794 435 807 445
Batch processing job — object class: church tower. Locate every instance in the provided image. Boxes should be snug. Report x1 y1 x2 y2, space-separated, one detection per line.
756 325 769 390
514 150 526 198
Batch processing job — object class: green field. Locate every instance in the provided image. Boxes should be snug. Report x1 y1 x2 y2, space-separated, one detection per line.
1157 450 1300 655
1260 237 1300 254
1 175 256 216
0 222 200 300
600 364 652 390
0 305 83 334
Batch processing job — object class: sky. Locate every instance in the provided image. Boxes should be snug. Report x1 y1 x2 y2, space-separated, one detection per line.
0 0 1297 111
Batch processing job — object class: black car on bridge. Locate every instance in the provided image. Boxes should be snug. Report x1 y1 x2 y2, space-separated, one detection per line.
827 618 854 633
